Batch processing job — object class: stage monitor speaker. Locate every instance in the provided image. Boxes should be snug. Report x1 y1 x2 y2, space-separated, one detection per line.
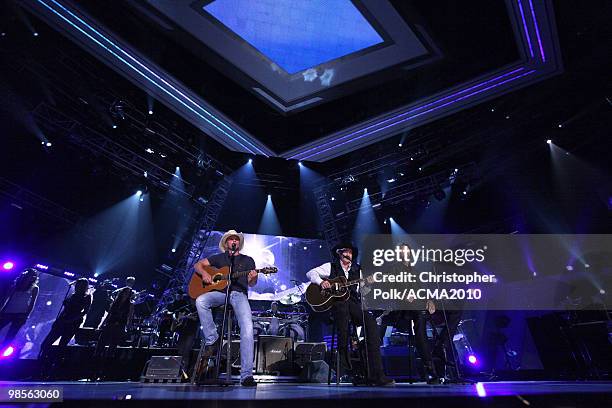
294 342 327 366
74 327 100 345
256 335 293 374
299 360 330 383
141 356 182 382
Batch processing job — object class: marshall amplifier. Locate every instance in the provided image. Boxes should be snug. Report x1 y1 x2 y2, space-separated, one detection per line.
256 335 294 374
294 342 327 366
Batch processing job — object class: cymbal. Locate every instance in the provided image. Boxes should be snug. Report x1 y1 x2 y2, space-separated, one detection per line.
279 293 301 305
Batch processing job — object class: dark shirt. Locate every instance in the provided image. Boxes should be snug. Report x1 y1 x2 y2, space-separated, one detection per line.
105 289 133 327
207 252 256 294
60 293 92 321
90 289 111 312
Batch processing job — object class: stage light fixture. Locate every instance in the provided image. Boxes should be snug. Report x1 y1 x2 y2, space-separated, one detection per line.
46 301 52 306
267 194 271 200
145 148 154 154
45 142 52 147
398 143 402 147
546 139 552 144
171 248 176 253
148 110 153 115
93 272 99 277
33 32 39 37
468 354 478 365
2 261 14 271
363 188 368 193
248 158 253 164
558 124 563 128
1 346 15 358
139 196 144 202
112 124 117 129
144 171 148 178
298 161 303 167
434 188 446 201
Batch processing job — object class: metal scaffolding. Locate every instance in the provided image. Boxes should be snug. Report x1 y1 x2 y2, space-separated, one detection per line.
155 175 234 312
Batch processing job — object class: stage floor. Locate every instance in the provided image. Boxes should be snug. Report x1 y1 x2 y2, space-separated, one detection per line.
1 380 611 407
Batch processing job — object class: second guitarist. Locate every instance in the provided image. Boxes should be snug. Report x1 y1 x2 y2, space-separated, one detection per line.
306 243 394 386
193 230 258 387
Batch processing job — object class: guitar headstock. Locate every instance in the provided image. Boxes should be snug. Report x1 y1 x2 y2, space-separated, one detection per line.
260 266 278 275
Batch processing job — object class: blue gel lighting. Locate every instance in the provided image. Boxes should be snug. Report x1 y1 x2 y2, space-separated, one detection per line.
203 0 384 74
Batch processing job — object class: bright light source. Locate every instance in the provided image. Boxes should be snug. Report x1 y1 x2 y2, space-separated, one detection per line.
468 354 478 364
139 196 144 202
330 197 336 201
112 124 117 129
462 191 468 195
137 190 143 196
145 148 154 154
33 32 39 37
546 139 552 144
288 243 293 247
1 346 15 358
45 142 52 147
148 110 153 115
558 124 563 128
363 188 368 193
303 246 307 250
600 289 606 295
398 143 402 147
94 272 99 277
2 261 14 271
389 217 394 222
387 178 396 183
171 248 176 253
298 161 303 167
267 194 271 200
144 171 148 178
46 301 52 306
176 166 180 172
248 158 253 164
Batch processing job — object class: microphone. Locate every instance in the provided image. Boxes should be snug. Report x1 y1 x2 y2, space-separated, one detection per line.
231 242 237 251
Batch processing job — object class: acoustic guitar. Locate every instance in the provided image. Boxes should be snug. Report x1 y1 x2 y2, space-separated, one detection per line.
305 275 375 312
188 265 277 299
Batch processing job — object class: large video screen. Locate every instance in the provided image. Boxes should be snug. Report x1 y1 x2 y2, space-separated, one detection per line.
200 231 332 300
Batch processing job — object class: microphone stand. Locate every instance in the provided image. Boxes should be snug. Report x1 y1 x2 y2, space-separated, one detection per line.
432 262 470 384
357 263 372 384
212 244 237 385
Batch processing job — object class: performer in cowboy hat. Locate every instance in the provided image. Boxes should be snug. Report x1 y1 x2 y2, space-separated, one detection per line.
193 230 258 386
306 243 394 386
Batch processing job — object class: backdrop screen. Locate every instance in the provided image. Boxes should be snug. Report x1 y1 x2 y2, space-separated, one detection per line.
201 231 331 300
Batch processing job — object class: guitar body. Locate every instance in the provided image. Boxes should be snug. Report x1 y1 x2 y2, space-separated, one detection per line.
305 276 351 312
188 265 232 299
188 265 278 300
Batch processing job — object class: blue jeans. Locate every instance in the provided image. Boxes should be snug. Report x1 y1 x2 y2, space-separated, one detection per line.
195 290 254 380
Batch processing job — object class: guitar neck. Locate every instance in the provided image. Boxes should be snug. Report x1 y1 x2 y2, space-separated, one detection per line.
229 268 266 279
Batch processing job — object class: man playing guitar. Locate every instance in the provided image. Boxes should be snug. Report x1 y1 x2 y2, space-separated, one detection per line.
193 230 258 387
307 243 394 386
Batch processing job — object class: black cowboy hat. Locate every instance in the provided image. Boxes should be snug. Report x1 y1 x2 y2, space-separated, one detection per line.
331 242 358 261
